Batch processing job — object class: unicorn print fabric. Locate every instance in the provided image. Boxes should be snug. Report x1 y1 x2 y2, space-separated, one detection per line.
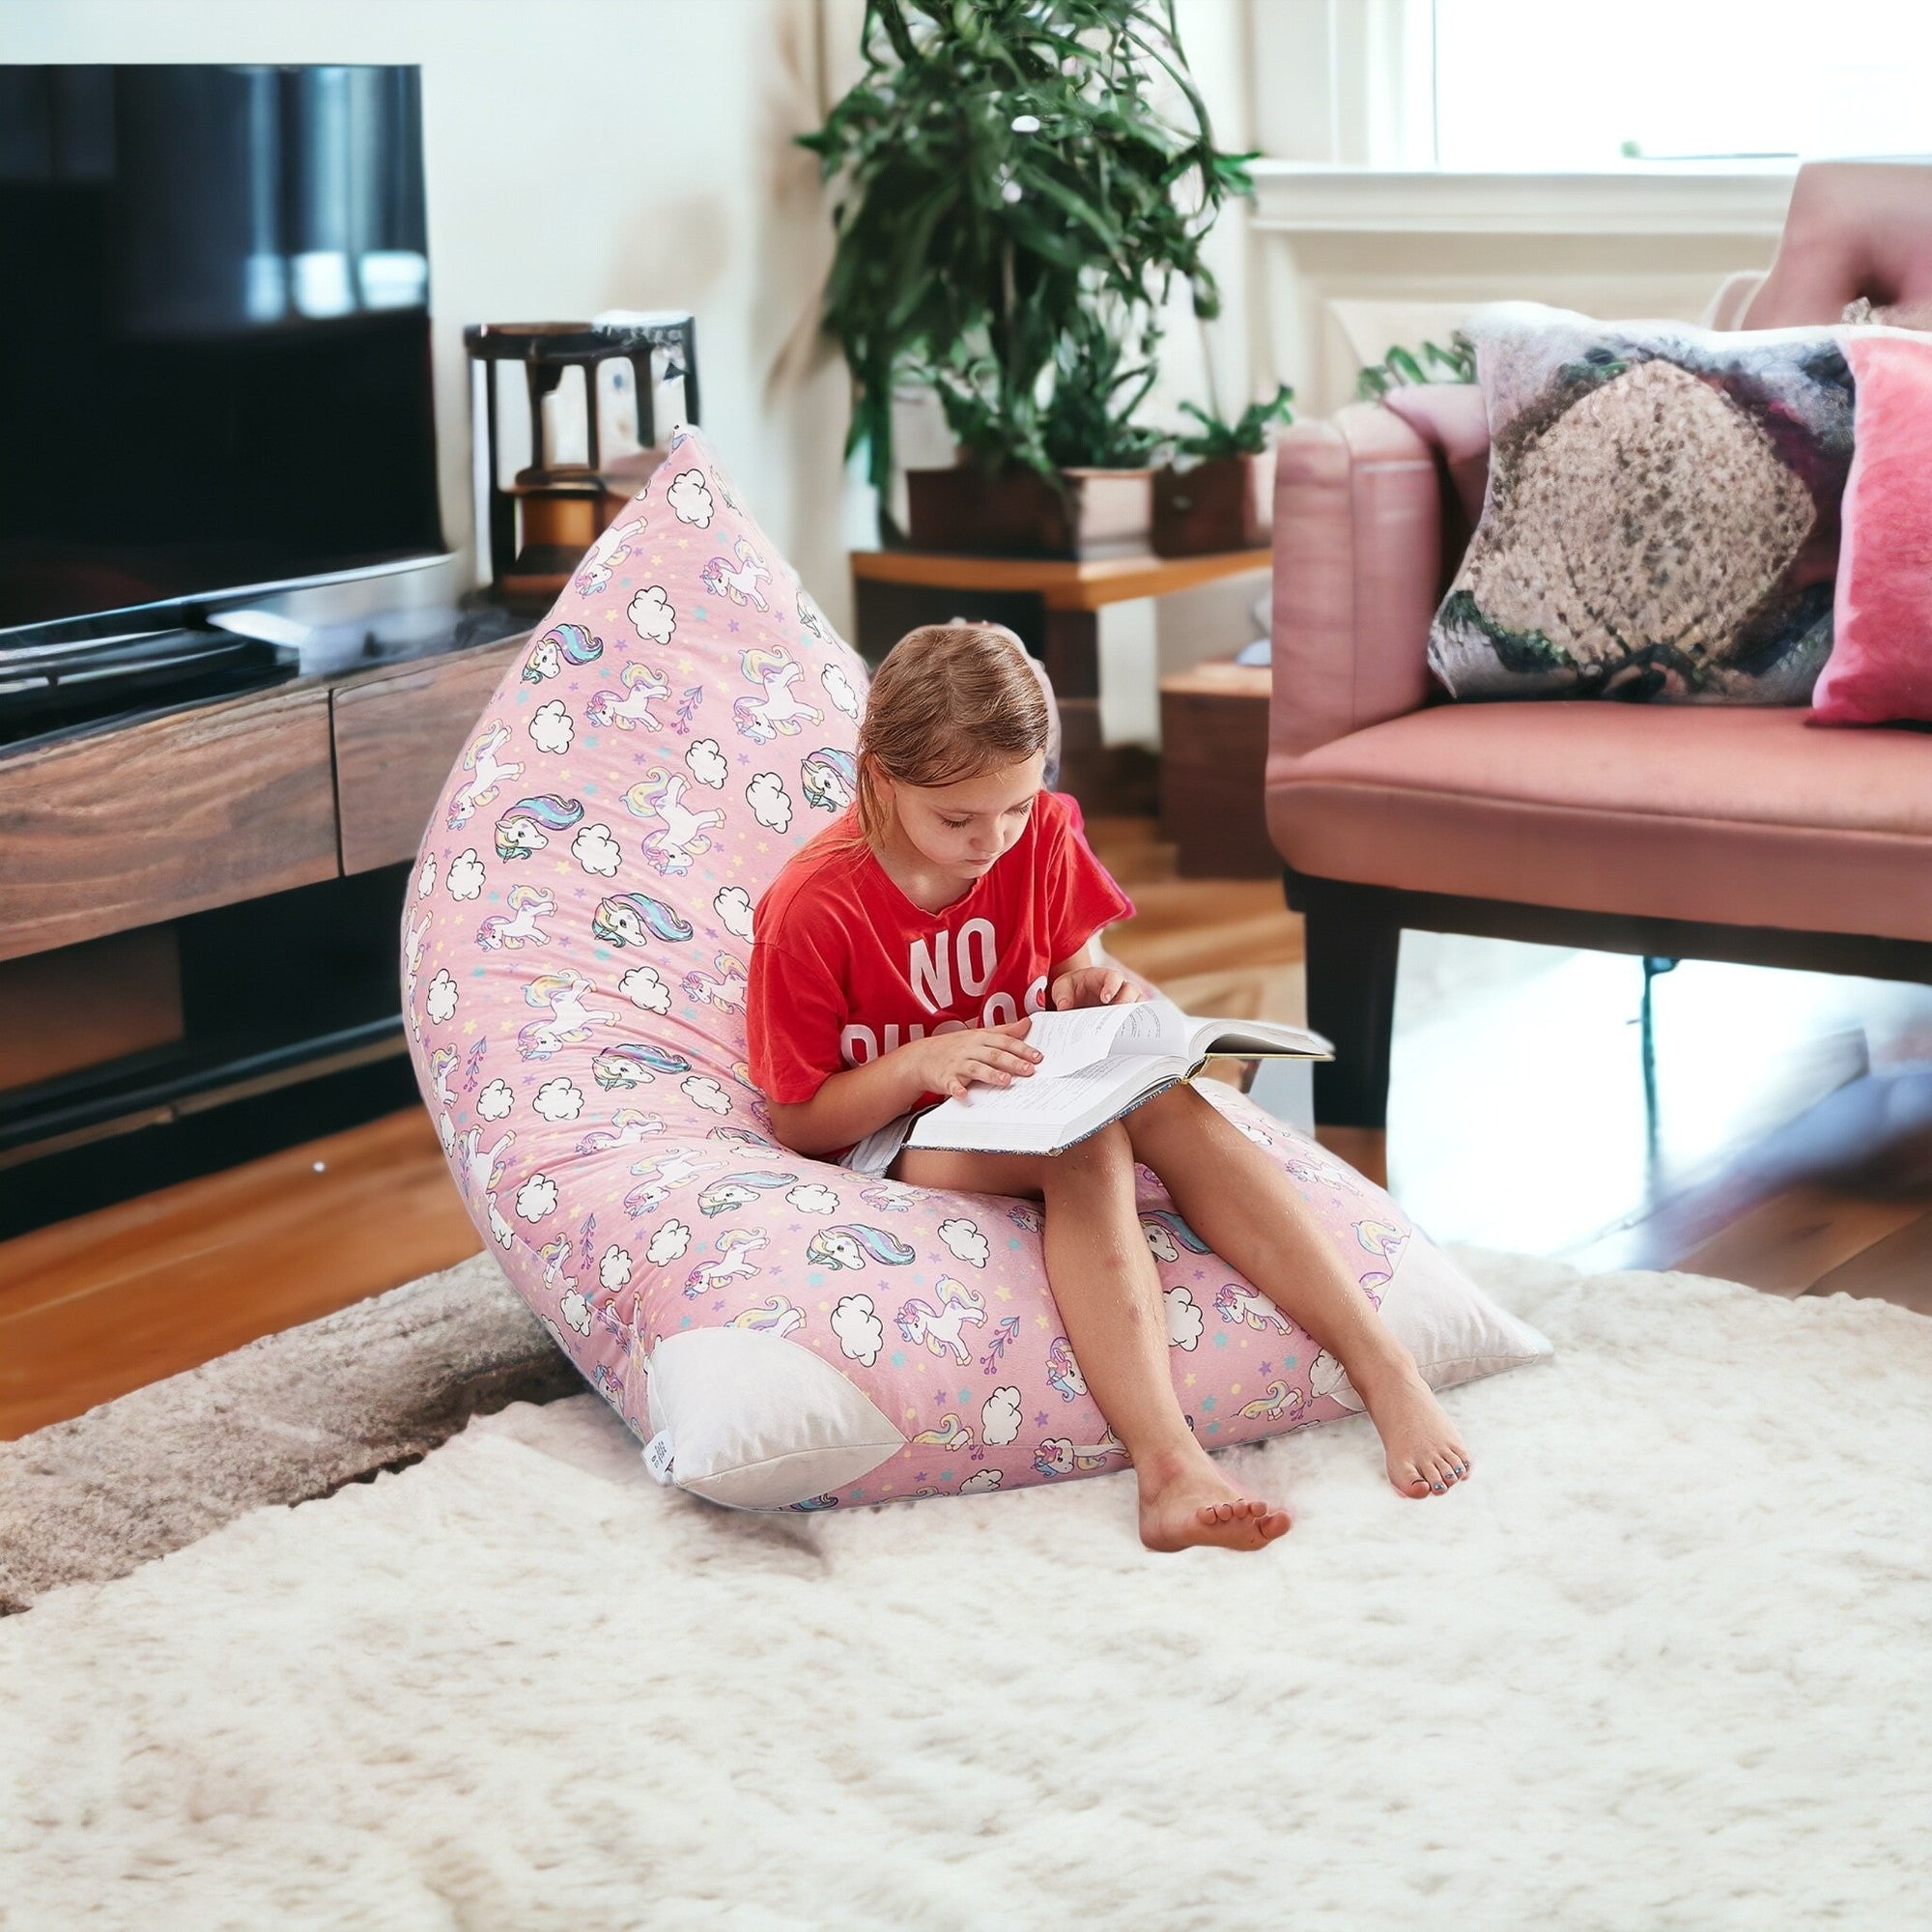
404 429 1548 1511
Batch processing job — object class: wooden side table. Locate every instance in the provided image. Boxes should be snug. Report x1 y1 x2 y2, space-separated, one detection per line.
850 548 1271 815
1157 655 1276 878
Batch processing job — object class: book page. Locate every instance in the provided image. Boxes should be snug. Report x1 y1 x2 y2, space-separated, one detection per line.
1184 1014 1333 1059
1007 999 1192 1077
906 1052 1198 1151
1107 997 1192 1056
1016 1005 1134 1077
942 1059 1136 1124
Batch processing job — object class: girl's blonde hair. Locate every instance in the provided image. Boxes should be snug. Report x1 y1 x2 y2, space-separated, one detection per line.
853 624 1050 847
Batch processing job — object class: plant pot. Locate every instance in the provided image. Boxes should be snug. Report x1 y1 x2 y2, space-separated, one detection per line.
903 462 1154 559
1151 450 1273 556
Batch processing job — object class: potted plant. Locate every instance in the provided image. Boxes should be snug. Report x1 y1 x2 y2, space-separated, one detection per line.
1354 334 1476 400
800 0 1254 556
1151 382 1294 555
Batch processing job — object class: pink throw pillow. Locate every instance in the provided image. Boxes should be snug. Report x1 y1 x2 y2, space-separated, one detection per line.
1810 332 1932 727
1380 383 1491 527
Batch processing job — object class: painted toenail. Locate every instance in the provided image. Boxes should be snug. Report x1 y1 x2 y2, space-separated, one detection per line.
1431 1482 1445 1492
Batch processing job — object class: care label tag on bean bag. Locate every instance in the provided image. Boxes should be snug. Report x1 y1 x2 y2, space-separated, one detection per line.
642 1432 676 1484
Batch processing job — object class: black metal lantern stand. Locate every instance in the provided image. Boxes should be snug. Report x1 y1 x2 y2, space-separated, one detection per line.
465 314 698 604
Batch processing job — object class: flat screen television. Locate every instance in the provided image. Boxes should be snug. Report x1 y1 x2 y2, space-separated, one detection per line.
0 64 445 638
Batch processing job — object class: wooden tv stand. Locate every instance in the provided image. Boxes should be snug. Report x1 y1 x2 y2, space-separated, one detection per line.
0 629 526 1175
1 630 526 959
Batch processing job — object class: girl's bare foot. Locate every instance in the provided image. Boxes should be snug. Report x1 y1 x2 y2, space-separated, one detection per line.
1135 1445 1292 1553
1355 1359 1471 1498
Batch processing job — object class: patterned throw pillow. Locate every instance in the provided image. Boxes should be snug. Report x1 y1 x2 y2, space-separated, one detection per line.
1427 302 1854 704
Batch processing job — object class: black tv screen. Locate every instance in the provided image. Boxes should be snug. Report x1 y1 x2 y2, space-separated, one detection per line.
0 64 444 632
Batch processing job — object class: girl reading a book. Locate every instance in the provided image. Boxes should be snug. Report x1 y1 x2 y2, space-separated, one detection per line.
748 624 1469 1551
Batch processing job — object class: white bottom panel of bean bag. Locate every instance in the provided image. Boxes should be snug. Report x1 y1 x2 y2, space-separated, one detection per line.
644 1328 907 1509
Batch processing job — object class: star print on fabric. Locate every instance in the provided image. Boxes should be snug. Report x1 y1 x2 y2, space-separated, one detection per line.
1035 1412 1049 1429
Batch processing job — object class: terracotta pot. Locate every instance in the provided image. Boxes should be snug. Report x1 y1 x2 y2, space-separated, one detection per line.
1151 450 1273 556
903 461 1154 558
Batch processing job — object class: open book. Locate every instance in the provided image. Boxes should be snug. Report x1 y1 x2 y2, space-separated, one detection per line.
903 996 1333 1157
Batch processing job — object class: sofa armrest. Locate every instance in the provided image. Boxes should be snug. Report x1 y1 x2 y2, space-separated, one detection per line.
1267 404 1444 771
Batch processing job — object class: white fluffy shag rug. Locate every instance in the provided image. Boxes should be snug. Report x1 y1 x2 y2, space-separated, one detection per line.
3 1247 1929 1932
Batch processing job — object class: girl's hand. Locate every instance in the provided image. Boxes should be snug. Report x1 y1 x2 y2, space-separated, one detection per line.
905 1020 1042 1099
1050 966 1143 1010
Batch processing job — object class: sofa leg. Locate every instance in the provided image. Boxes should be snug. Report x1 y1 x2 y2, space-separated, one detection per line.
1294 874 1401 1132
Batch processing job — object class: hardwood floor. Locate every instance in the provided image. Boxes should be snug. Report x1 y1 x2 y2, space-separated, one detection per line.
0 1110 479 1439
4 814 1927 1439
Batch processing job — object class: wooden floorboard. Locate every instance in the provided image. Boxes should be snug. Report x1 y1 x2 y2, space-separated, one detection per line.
1670 1185 1930 1298
1805 1208 1932 1317
3 814 1926 1437
0 1109 478 1439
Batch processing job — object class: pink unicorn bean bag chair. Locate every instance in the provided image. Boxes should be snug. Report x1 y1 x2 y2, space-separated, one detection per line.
403 428 1549 1510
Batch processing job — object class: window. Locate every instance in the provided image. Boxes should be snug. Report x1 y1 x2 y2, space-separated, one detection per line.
1431 0 1932 171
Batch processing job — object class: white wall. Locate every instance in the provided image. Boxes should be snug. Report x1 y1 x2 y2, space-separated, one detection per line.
3 0 859 630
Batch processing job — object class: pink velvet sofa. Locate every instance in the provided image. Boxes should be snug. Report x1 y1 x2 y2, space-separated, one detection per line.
1265 160 1932 1130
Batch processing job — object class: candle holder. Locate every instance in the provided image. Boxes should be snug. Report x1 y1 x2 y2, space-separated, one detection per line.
465 314 698 603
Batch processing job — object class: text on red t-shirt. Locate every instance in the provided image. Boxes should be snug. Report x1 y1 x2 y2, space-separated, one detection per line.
746 789 1134 1110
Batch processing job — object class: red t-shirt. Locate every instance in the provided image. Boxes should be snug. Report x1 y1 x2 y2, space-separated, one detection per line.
747 789 1134 1117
